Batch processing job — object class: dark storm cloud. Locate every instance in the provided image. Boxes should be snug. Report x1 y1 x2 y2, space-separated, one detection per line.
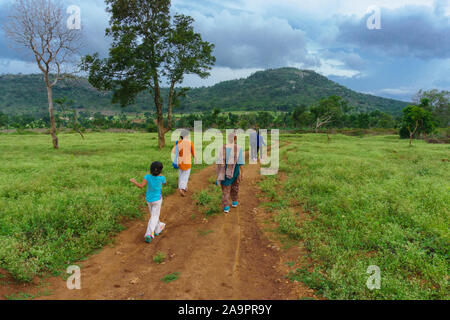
336 3 450 59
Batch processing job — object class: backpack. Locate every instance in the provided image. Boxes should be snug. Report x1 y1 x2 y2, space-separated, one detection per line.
172 141 179 169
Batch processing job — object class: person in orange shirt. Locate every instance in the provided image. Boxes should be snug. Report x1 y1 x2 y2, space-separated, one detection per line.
172 129 197 197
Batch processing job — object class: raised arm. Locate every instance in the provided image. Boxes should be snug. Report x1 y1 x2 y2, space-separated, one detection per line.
130 178 147 189
261 135 267 146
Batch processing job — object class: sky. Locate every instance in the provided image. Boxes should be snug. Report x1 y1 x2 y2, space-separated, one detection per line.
0 0 449 102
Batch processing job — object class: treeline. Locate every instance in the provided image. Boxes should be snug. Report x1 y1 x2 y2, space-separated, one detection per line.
174 108 398 130
1 90 447 136
0 111 154 131
0 107 399 131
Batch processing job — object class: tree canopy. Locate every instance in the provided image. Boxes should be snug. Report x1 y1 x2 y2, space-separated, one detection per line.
81 0 215 147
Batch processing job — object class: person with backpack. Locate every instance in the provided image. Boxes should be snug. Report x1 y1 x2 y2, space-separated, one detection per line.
257 129 267 160
172 129 197 197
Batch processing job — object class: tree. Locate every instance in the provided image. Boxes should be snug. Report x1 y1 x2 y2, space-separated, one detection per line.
413 89 449 127
54 97 84 139
401 105 434 146
228 112 239 127
310 95 347 137
3 0 82 149
257 111 274 129
81 0 215 148
0 112 8 128
376 113 395 129
356 113 370 129
291 104 307 127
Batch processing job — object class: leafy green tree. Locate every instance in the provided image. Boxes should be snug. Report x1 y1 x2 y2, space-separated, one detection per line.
401 105 434 145
257 111 274 129
291 104 307 128
357 113 370 129
0 112 8 128
81 0 215 148
376 113 395 128
240 119 249 130
413 89 449 127
228 112 239 127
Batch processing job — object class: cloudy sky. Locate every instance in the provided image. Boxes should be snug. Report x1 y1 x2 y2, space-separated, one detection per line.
0 0 449 101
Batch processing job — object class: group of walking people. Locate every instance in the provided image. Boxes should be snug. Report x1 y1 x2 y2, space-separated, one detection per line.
130 129 266 243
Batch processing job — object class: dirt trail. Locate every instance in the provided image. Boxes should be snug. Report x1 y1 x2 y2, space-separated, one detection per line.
23 158 302 300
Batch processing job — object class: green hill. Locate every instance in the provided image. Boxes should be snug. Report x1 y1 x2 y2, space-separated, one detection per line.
0 68 409 116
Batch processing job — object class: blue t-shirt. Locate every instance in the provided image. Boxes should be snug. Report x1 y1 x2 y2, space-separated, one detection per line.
144 174 166 203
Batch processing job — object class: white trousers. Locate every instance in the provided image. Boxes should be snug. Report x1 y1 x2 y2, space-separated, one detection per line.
178 168 191 190
146 199 165 236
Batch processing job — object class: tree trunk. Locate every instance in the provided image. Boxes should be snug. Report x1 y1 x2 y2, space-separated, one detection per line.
157 121 166 148
153 81 166 148
46 85 59 149
164 81 175 134
73 111 84 139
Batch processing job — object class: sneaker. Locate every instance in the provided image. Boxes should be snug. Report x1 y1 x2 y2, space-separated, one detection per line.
144 235 152 243
155 224 166 236
232 201 238 208
224 206 230 213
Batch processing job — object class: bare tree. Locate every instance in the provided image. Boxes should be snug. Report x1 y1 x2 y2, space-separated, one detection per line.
314 115 333 133
2 0 82 149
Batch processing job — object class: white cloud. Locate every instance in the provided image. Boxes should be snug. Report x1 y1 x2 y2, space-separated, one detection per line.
181 66 262 87
190 9 318 69
310 58 362 78
378 87 416 96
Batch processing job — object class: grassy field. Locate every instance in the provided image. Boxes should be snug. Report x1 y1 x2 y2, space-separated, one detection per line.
1 131 448 300
0 132 199 281
259 134 449 299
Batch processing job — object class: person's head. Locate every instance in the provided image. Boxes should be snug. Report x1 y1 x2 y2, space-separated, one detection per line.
150 161 163 176
180 129 190 140
228 131 237 144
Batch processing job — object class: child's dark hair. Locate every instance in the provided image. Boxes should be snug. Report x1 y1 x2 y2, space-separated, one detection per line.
150 161 163 176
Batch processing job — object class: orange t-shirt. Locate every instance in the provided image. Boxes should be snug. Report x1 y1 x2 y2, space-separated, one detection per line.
173 139 195 171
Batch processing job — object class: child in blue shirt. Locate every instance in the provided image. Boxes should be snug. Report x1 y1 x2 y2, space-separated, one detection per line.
130 161 167 243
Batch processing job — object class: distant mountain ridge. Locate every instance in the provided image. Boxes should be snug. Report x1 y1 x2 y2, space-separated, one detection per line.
0 68 409 116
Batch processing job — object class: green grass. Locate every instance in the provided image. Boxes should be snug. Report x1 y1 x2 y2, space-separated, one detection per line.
198 229 214 236
193 184 222 217
0 132 204 281
259 133 449 300
4 286 52 300
153 251 166 264
161 272 180 283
